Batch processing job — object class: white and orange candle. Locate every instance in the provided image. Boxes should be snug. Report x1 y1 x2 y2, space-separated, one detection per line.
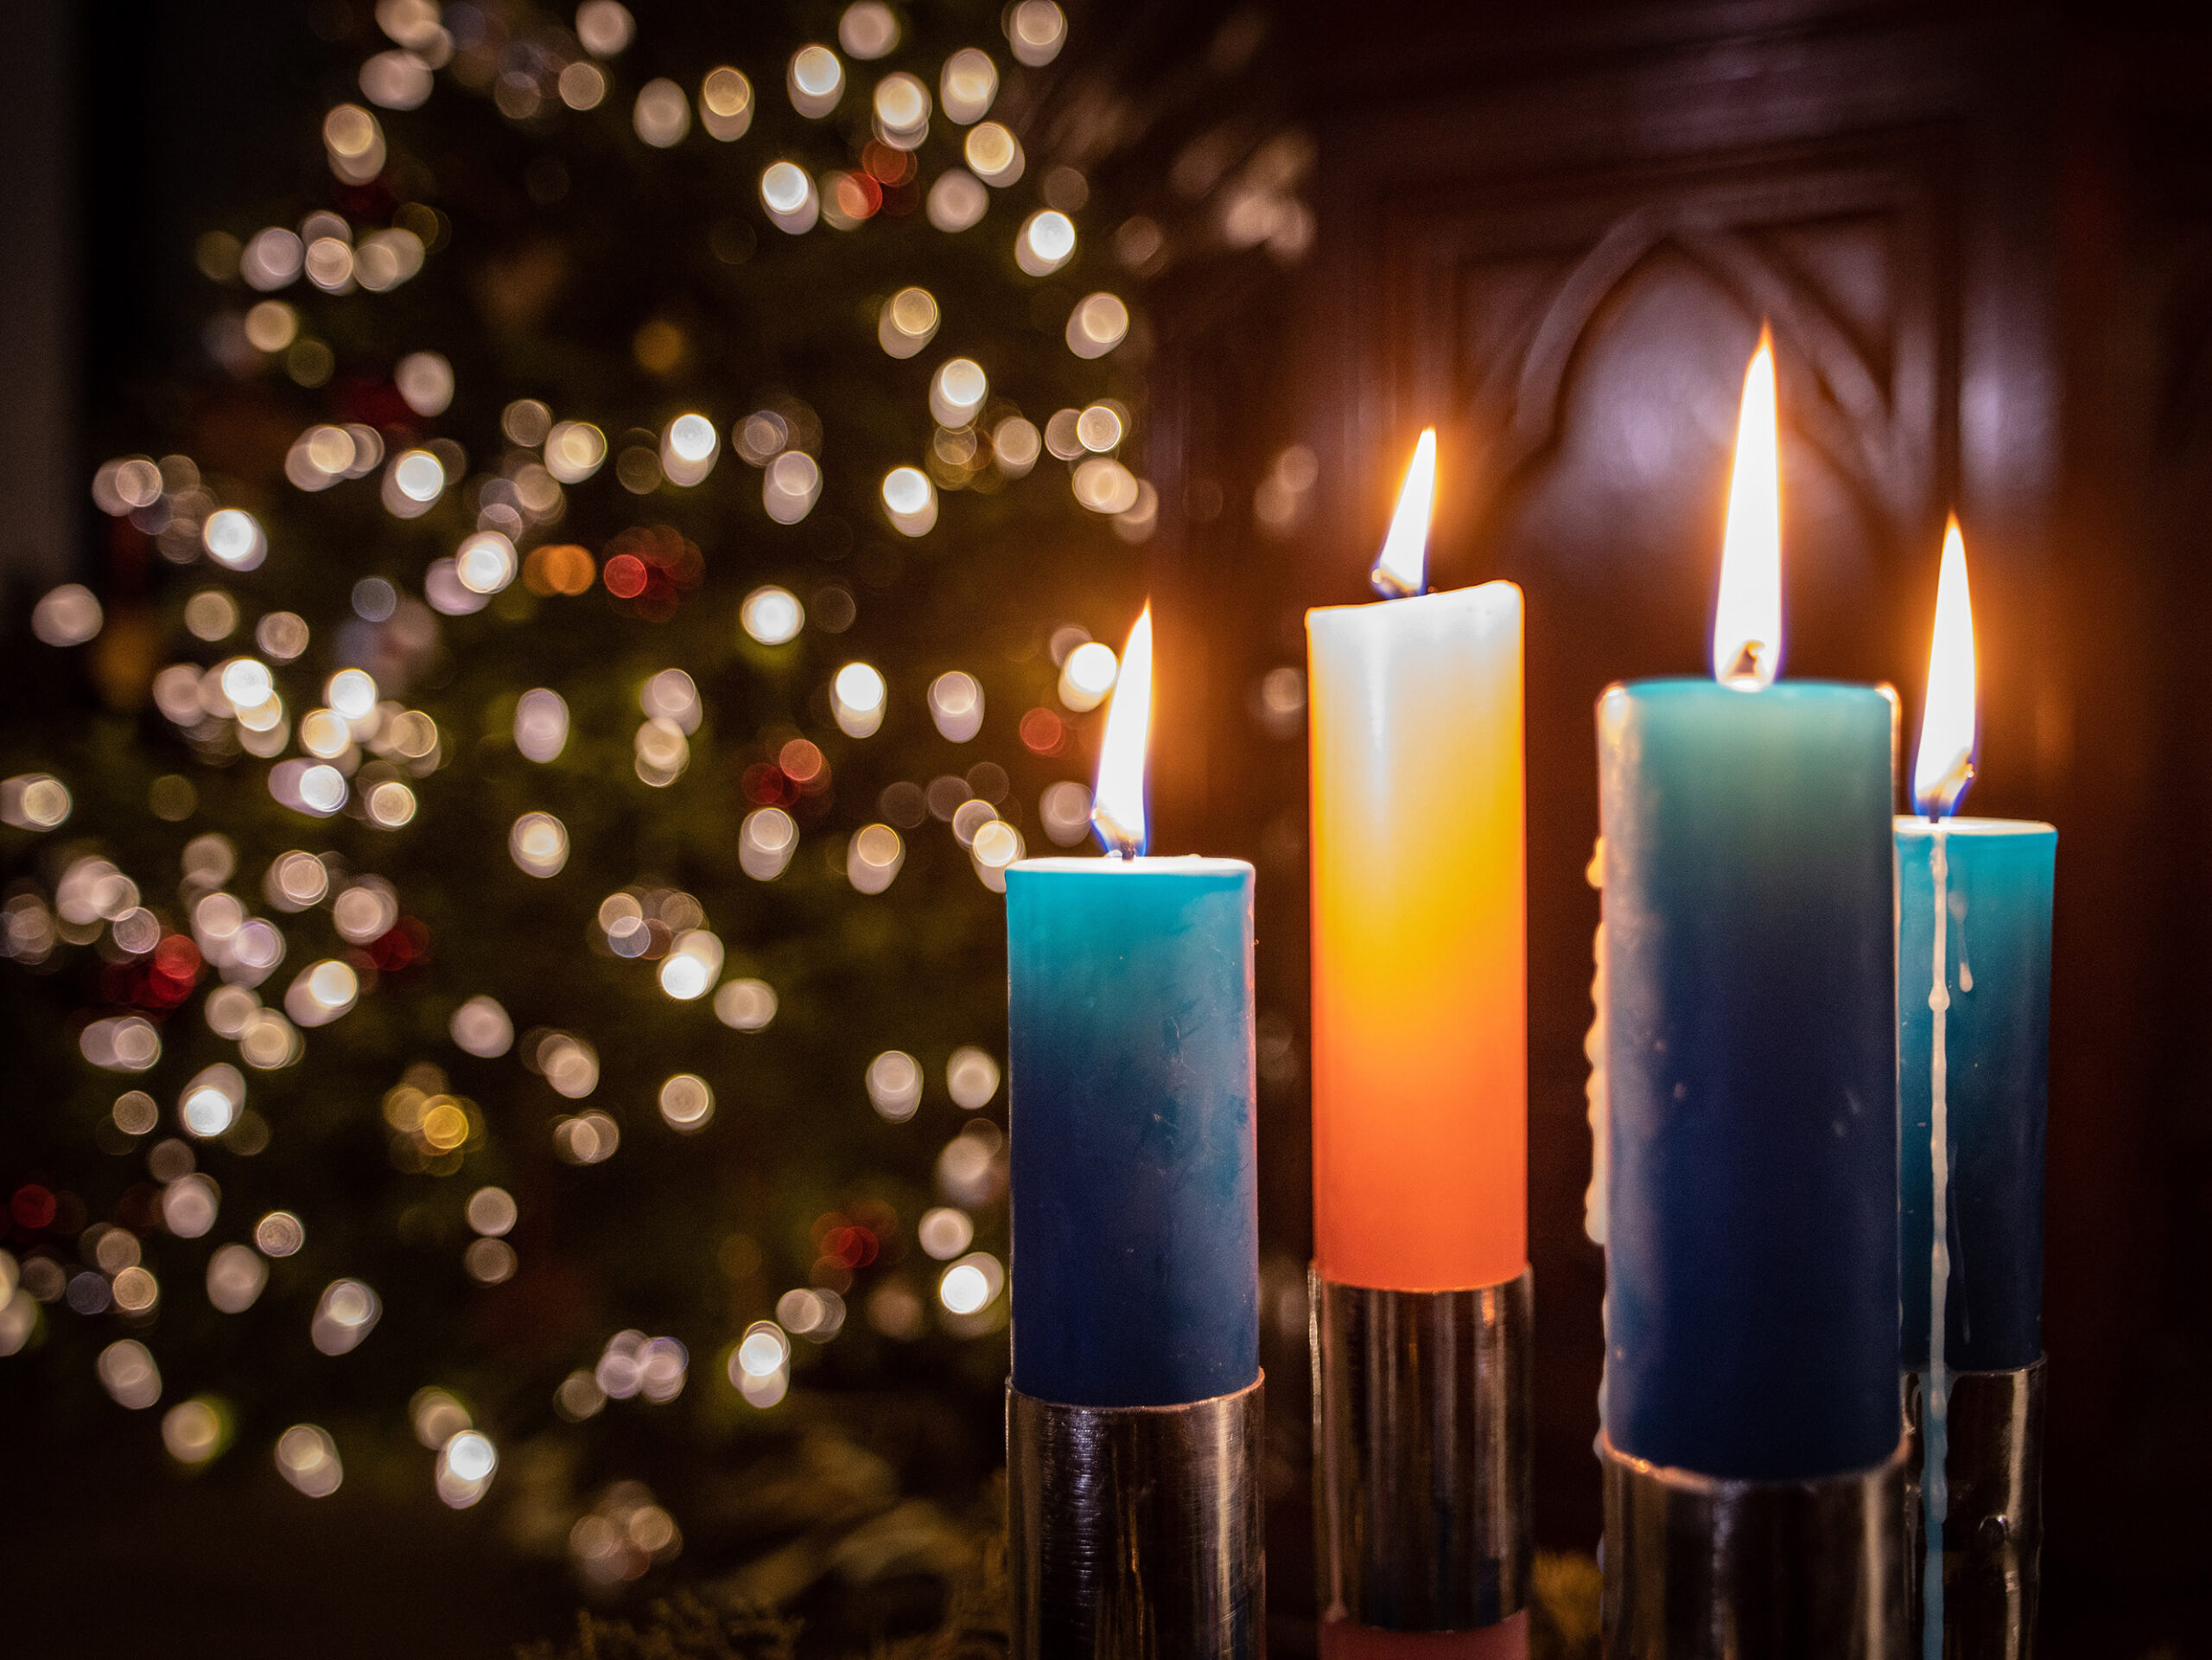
1307 431 1527 1294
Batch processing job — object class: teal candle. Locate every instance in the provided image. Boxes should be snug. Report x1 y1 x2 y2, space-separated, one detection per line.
1897 819 2055 1373
1598 678 1900 1479
1897 518 2056 1659
1005 857 1259 1407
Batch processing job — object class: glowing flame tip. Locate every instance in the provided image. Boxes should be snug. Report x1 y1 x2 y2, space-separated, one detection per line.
1372 429 1436 599
1713 328 1783 690
1090 604 1154 856
1913 514 1976 817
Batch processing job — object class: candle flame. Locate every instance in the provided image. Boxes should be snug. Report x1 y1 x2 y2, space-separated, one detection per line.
1090 603 1154 857
1371 429 1436 599
1913 516 1977 817
1712 328 1783 690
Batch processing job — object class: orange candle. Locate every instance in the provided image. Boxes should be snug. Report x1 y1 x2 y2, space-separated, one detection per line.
1308 432 1526 1292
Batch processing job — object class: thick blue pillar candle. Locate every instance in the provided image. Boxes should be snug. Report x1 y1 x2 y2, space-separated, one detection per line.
1006 857 1259 1407
1897 819 2055 1373
1597 679 1899 1480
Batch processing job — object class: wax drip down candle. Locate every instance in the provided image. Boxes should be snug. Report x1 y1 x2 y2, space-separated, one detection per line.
1594 331 1907 1658
1003 604 1264 1660
1897 519 2055 1660
1307 431 1532 1651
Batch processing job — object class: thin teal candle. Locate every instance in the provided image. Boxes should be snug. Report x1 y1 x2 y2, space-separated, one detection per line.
1597 678 1900 1480
1005 856 1258 1408
1897 818 2055 1372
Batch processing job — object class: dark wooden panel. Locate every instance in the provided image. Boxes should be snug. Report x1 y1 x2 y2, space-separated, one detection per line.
1133 4 2211 1649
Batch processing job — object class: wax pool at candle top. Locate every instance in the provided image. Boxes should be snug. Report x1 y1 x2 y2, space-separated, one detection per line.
1597 678 1899 1481
1897 817 2055 1373
1005 856 1258 1408
1308 580 1526 1292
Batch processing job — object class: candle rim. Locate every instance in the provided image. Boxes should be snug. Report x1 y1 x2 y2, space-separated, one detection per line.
1602 674 1894 699
1893 814 2056 839
1007 855 1255 877
1307 575 1522 628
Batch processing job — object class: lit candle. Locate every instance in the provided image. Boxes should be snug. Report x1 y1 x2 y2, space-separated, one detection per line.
1308 429 1526 1294
1307 435 1530 1653
1596 332 1900 1480
1005 606 1260 1407
1896 518 2055 1657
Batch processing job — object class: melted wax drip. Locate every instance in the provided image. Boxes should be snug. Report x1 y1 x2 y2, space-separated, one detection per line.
1922 830 1952 1660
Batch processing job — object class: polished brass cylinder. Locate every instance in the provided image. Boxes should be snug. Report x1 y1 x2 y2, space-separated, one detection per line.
1313 1266 1533 1631
1007 1375 1265 1660
1904 1358 2045 1659
1599 1429 1910 1660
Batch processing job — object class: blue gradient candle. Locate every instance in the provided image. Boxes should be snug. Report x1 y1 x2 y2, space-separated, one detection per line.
1005 607 1260 1408
1897 819 2054 1373
1595 334 1901 1481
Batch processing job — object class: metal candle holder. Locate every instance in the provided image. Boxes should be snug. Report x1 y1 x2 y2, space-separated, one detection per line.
1598 1429 1911 1659
1313 1267 1533 1633
1007 1375 1266 1660
1904 1358 2046 1659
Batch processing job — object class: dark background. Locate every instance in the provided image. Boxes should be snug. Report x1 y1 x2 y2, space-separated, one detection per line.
3 0 2208 1654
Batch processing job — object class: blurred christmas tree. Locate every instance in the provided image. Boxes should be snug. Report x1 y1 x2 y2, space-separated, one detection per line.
0 0 1155 1635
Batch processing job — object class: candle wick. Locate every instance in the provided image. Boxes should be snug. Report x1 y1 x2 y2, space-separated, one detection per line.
1370 569 1425 601
1918 759 1974 823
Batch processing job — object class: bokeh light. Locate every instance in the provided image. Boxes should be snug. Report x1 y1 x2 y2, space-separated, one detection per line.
395 351 454 417
714 978 778 1031
739 808 798 881
940 49 998 124
832 661 887 736
787 46 844 118
741 585 804 645
510 811 570 877
873 73 931 149
576 0 634 56
878 286 939 359
966 122 1024 188
658 1074 715 1132
1 775 71 832
926 169 988 232
946 1046 1002 1109
1005 1 1067 66
436 1429 498 1508
929 671 984 741
202 508 267 571
311 1279 382 1355
633 79 691 147
760 162 820 233
918 1207 975 1260
207 1243 268 1313
255 1212 306 1256
847 824 905 894
1059 639 1119 711
761 450 821 523
451 995 514 1057
840 2 899 58
867 1050 923 1121
1017 210 1076 276
938 1251 1005 1315
162 1397 230 1465
98 1339 162 1409
700 67 753 140
31 584 102 647
1066 292 1130 359
881 466 938 536
276 1424 343 1497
